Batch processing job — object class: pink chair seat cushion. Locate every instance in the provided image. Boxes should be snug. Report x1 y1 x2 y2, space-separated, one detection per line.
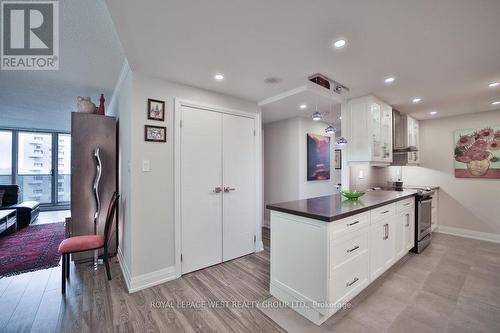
58 235 104 254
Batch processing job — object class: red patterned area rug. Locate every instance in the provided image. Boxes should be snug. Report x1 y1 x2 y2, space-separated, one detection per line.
0 223 65 277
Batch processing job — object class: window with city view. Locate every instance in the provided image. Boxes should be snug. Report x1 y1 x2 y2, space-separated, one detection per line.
0 129 71 207
0 131 12 185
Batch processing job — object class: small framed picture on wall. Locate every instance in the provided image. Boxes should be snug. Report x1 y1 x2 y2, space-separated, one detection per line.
334 149 342 170
147 99 165 121
145 125 167 142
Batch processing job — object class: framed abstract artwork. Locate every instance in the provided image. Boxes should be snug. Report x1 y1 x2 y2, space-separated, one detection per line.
454 126 500 178
307 133 331 181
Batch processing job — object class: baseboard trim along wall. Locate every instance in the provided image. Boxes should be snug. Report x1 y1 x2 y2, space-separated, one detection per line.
436 226 500 244
117 247 179 293
117 247 132 292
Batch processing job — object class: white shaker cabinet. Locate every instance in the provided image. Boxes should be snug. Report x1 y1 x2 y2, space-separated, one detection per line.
407 116 420 164
346 95 393 165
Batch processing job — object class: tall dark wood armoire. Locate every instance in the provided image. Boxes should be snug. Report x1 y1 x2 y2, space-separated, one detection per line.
70 112 117 262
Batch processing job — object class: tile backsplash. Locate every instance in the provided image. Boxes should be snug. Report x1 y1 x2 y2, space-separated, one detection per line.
349 165 403 191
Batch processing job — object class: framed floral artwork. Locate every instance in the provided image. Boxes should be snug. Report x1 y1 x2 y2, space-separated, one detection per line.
147 99 165 121
454 126 500 178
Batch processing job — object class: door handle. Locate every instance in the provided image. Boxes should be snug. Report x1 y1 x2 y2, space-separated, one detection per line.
224 187 236 193
213 187 222 193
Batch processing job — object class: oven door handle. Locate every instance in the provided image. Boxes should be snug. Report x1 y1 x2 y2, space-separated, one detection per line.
418 198 433 204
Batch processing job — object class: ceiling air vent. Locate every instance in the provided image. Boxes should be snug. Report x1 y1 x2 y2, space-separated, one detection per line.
308 73 349 96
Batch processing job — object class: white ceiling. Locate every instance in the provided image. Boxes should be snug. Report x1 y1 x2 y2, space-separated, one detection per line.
259 82 343 125
105 0 500 121
0 0 124 131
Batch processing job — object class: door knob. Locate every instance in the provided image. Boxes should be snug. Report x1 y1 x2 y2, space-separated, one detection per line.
224 187 236 193
213 187 222 193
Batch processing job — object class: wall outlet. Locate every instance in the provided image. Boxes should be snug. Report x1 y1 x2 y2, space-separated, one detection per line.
142 159 151 172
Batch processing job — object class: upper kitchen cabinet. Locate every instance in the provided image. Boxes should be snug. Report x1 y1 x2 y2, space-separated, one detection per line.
346 95 393 166
392 110 420 166
407 116 420 164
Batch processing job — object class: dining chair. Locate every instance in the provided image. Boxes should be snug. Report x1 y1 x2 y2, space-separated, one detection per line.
58 192 119 294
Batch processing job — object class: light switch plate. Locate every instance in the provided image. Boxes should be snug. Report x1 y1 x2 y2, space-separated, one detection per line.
142 159 151 172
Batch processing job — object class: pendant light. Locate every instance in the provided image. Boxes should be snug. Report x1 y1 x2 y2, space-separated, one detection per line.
311 97 322 121
325 125 336 134
336 137 348 145
325 102 336 134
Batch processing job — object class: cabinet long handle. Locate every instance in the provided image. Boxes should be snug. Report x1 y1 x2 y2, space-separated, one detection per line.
381 210 390 214
346 245 360 253
383 223 389 240
403 202 411 206
405 213 410 227
347 221 359 227
346 277 359 287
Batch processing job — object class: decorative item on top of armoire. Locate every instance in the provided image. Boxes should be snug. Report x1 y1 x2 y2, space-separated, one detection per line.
97 94 105 115
334 149 342 169
147 98 165 121
77 96 97 114
307 133 331 181
454 126 500 178
71 112 117 262
92 147 103 270
145 125 167 142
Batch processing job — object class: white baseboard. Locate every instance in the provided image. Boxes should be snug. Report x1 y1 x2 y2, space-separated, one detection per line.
117 247 179 293
436 225 500 244
117 247 132 292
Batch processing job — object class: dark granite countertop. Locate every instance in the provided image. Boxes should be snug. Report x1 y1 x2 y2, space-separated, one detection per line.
266 190 417 222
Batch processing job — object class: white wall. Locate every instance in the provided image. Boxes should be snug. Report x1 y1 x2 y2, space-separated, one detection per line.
401 110 500 237
110 67 262 290
263 117 341 224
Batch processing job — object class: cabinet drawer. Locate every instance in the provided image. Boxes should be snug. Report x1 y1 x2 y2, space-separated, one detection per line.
331 228 369 269
396 197 415 212
330 212 369 238
370 203 396 222
330 251 369 305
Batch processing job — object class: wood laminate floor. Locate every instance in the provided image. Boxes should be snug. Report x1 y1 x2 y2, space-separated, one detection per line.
0 232 500 332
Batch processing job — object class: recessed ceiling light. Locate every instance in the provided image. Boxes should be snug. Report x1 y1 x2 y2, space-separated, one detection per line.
492 101 500 105
333 39 346 48
384 77 395 84
214 73 224 81
412 98 422 103
429 111 438 115
488 82 500 88
299 104 307 109
339 116 342 120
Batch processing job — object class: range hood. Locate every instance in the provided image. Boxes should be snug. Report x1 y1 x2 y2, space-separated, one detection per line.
392 109 418 153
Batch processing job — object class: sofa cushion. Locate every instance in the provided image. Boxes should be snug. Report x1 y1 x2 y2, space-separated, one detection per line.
0 185 19 206
15 201 40 210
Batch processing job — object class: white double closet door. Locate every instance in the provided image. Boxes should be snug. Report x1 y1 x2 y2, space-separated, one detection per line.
180 105 256 274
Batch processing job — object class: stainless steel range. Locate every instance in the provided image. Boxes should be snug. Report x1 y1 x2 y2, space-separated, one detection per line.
411 188 434 253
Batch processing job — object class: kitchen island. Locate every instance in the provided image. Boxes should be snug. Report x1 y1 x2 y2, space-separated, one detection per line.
266 190 417 325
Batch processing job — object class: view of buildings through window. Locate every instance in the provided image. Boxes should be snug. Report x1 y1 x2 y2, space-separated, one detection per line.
0 130 71 205
0 131 13 185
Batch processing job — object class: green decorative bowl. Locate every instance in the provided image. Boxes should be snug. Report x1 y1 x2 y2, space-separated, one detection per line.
340 190 365 200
